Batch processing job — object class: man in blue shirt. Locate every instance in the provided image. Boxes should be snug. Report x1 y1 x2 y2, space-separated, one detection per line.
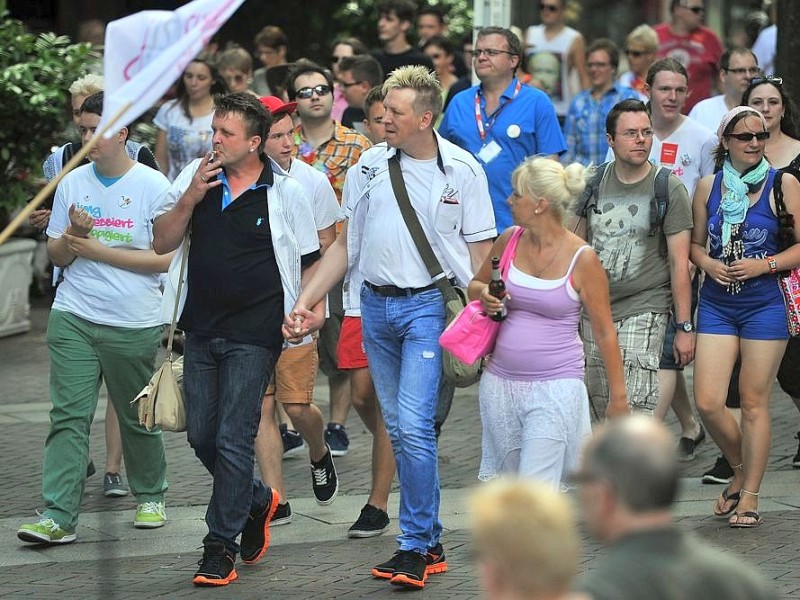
563 39 639 167
439 26 565 231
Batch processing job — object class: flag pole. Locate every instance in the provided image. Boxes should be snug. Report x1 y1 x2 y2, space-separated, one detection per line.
0 101 134 246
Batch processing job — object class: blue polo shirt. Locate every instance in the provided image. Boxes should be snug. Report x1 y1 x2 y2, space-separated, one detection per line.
439 78 565 230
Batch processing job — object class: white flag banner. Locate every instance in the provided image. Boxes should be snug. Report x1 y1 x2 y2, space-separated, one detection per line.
98 0 245 138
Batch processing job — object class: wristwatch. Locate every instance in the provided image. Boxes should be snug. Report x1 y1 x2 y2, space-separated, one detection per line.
674 320 695 333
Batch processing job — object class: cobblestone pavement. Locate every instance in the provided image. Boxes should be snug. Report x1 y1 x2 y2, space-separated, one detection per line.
2 298 800 598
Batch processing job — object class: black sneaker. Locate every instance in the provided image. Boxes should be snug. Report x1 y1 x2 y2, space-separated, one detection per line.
425 542 448 575
325 422 350 457
676 427 705 462
371 545 447 579
390 550 428 589
702 455 734 484
347 504 389 538
272 501 292 526
280 423 305 458
311 446 339 505
240 488 280 565
193 543 238 586
793 432 800 468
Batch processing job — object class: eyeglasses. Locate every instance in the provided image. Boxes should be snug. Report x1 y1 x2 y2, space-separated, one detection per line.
617 128 654 139
539 3 560 12
587 62 611 69
331 56 348 64
625 49 647 58
428 53 444 60
339 80 363 89
681 4 705 13
750 76 783 87
726 131 770 142
470 48 516 59
295 84 332 99
725 67 761 76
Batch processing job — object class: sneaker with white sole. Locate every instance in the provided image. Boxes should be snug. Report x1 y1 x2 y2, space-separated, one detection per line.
134 501 167 528
311 446 338 505
103 472 129 497
271 501 293 526
17 517 76 544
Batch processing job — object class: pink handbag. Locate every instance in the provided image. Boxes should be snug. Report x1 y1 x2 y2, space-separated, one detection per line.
439 227 524 365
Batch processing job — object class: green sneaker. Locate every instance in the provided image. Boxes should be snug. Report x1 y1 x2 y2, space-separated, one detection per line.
17 518 76 544
134 501 167 529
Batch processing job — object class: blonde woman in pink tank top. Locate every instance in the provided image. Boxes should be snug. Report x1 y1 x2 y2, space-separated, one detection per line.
468 157 627 489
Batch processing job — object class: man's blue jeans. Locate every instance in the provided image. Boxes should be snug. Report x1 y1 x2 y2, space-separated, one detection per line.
183 334 279 554
360 285 444 553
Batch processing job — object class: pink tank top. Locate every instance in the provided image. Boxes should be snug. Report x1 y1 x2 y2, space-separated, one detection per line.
486 246 590 381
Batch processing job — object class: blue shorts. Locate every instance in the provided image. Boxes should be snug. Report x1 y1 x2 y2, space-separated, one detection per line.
697 284 789 340
659 324 683 370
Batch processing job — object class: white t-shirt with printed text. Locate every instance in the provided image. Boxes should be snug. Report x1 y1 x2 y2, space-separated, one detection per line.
47 162 171 327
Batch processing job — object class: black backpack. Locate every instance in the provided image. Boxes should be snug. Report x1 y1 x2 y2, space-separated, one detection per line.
576 161 672 256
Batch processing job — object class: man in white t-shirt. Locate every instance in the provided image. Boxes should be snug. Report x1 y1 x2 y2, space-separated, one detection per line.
645 59 713 460
18 92 171 546
688 48 760 132
752 24 776 77
287 66 496 589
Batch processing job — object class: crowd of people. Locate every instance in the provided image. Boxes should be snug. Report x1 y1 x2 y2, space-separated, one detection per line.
13 0 795 594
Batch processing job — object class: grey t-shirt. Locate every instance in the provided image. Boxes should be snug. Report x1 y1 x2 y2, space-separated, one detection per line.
585 163 692 321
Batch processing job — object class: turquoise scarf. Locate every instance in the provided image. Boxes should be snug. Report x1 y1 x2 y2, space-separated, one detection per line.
720 157 770 248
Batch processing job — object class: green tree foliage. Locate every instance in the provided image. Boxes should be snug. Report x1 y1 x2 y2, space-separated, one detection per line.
333 0 473 49
0 15 92 212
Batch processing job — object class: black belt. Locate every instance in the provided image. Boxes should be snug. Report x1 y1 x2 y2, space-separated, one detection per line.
364 279 454 297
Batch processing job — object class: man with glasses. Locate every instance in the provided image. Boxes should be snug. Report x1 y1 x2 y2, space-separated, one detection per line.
338 55 384 133
439 26 565 231
689 47 760 132
563 38 639 167
524 0 590 123
286 60 372 460
573 416 777 600
574 99 693 417
655 0 723 113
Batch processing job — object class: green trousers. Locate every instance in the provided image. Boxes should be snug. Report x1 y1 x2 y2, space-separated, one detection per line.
43 309 168 531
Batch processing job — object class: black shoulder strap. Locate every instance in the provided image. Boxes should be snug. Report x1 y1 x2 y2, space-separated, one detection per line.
577 161 609 219
387 153 458 301
650 166 671 235
61 142 76 170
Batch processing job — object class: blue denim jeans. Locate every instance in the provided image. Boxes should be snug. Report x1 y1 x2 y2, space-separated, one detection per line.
183 334 279 554
360 285 445 553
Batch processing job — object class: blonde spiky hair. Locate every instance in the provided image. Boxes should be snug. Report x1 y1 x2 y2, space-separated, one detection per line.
382 65 443 121
68 74 104 98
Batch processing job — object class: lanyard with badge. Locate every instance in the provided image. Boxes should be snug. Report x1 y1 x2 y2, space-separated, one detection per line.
475 80 521 164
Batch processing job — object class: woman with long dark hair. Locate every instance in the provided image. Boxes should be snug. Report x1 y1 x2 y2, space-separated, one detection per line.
154 59 226 181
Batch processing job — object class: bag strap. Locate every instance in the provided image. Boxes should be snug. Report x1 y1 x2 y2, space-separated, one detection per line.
388 153 459 302
498 226 524 279
165 234 189 359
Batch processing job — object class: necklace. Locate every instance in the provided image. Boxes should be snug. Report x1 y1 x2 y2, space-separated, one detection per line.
532 231 567 277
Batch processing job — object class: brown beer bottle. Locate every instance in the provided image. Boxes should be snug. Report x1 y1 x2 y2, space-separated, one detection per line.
488 257 507 322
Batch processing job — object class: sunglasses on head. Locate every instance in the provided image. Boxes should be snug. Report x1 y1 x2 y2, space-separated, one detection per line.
726 131 770 142
682 4 705 13
295 84 332 99
750 76 783 88
539 3 560 12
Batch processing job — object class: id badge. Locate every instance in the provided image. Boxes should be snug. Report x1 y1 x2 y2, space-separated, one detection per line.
477 140 502 164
